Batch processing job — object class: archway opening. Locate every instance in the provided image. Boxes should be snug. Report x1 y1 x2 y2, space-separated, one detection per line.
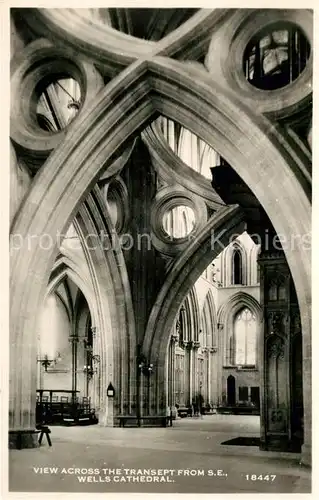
36 274 99 427
165 230 262 439
9 50 309 461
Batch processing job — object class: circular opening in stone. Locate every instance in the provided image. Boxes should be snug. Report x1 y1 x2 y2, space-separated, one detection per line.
163 205 196 239
243 23 310 90
36 78 81 131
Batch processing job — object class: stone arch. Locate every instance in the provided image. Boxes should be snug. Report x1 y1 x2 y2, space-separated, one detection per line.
145 206 246 413
43 189 136 422
47 259 98 329
201 289 217 347
183 287 200 342
217 291 262 327
45 266 100 408
22 9 228 73
75 191 137 420
10 58 310 449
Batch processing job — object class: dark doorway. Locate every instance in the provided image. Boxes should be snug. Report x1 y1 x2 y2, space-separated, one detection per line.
227 375 236 405
251 386 260 408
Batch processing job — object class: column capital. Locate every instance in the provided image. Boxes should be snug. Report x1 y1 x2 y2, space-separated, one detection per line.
185 340 194 350
171 333 179 344
68 335 79 344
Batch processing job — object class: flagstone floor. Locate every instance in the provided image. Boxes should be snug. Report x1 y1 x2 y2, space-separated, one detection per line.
8 414 311 495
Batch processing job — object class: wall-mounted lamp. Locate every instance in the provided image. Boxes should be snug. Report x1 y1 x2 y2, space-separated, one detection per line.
137 353 154 376
83 338 93 352
107 382 115 398
83 354 100 380
37 352 62 372
83 364 97 379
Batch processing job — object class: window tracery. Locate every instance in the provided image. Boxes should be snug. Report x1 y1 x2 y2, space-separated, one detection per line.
233 308 257 366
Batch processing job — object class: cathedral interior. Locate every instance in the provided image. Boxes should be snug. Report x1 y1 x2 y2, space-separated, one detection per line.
9 7 312 492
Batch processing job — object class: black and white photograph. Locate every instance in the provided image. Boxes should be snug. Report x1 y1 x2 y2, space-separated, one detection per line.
6 3 313 496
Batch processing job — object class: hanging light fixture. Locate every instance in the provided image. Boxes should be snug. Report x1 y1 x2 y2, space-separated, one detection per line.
37 352 62 372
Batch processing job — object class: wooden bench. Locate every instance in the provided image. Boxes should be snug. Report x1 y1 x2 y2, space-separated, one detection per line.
118 415 172 428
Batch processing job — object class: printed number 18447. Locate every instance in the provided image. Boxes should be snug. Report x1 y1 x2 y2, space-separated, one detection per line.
245 475 276 481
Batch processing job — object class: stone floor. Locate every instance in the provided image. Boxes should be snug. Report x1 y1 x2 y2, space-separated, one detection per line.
8 415 311 494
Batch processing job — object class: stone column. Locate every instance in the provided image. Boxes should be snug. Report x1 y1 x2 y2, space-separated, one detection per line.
203 348 210 403
184 340 192 404
91 327 97 410
168 333 179 410
69 334 79 404
210 347 218 405
216 324 224 406
193 341 201 403
259 250 304 452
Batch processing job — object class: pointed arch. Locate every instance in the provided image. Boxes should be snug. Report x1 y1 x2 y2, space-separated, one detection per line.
201 289 217 347
10 57 310 438
48 255 99 332
221 239 248 286
75 188 137 419
184 286 200 342
217 291 262 327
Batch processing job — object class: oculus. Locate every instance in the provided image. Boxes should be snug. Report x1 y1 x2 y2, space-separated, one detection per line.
243 24 310 90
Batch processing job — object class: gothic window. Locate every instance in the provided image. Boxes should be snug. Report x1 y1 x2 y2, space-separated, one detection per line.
234 308 257 366
232 249 243 285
